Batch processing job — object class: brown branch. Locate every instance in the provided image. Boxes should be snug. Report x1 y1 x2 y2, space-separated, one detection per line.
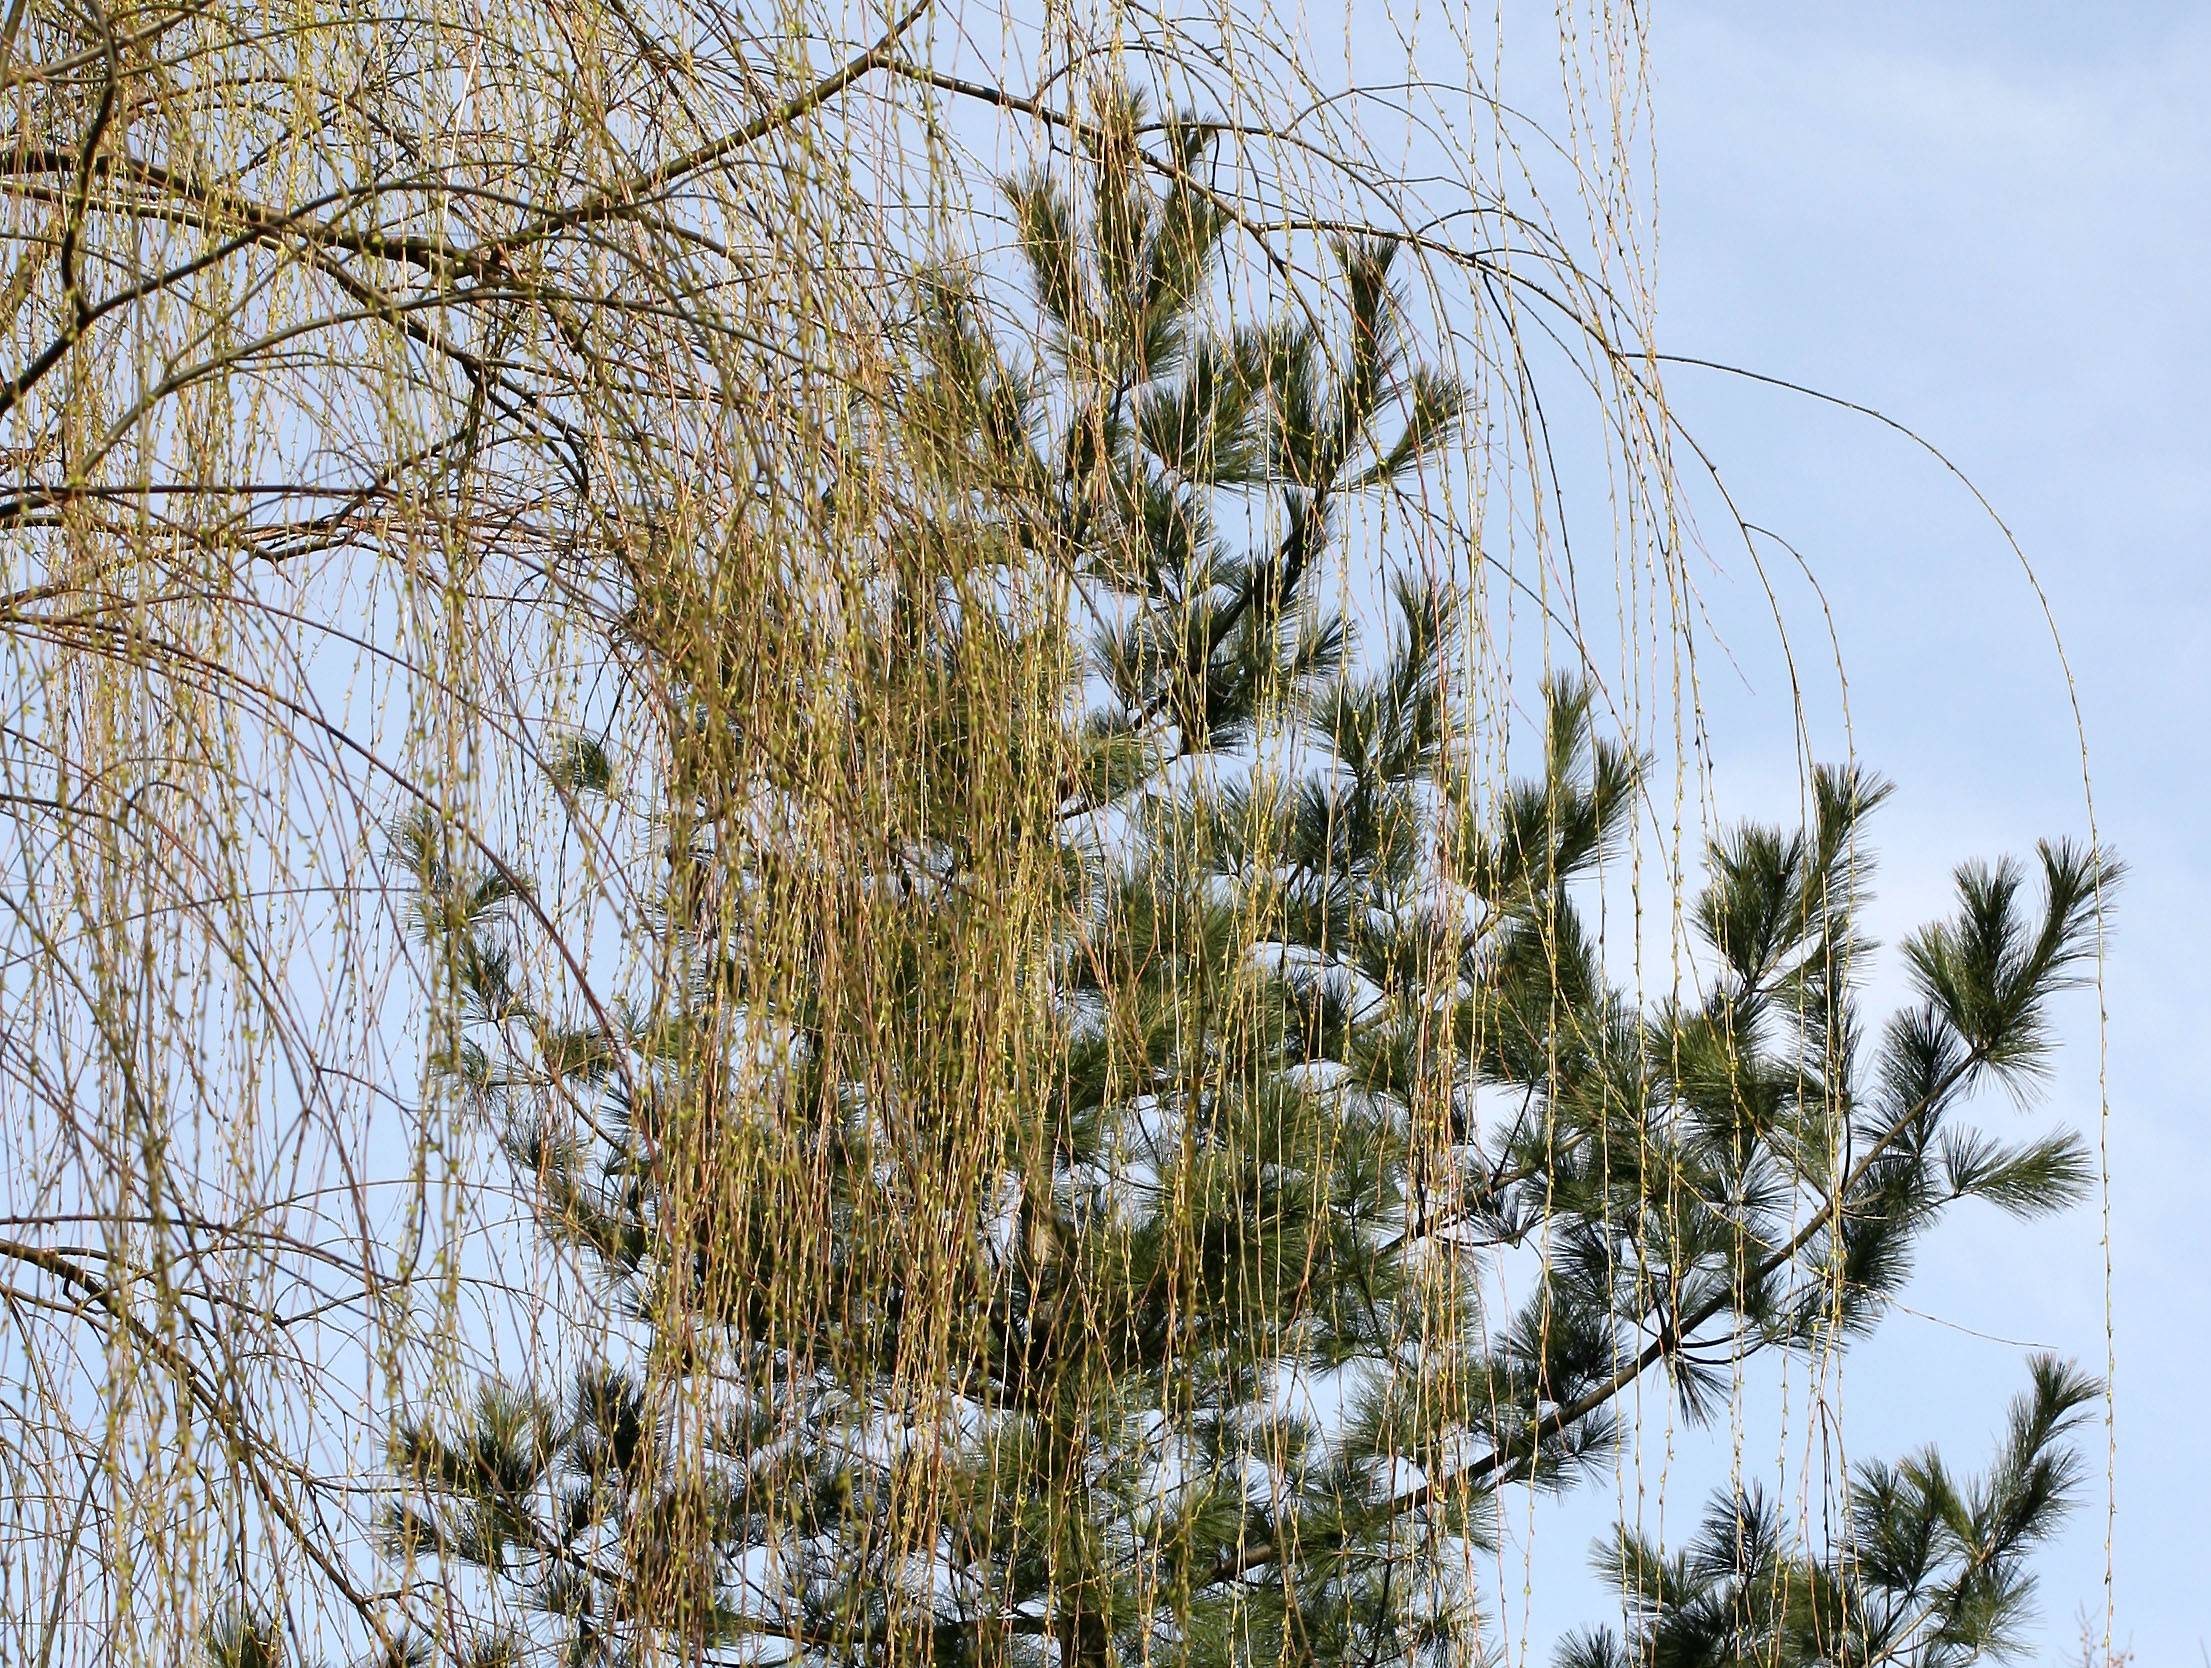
498 0 937 253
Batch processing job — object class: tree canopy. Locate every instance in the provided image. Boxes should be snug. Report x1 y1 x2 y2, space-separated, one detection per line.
357 106 2116 1668
0 0 2114 1662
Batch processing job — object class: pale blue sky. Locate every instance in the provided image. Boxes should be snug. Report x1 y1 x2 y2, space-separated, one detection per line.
1596 4 2207 1660
1242 3 2211 1655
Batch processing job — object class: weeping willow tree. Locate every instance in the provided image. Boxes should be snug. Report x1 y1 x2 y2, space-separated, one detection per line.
0 0 2115 1665
0 0 937 1655
361 111 2115 1668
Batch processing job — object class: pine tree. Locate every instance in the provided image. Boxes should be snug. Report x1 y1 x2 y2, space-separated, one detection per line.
360 89 2113 1668
1559 1355 2101 1668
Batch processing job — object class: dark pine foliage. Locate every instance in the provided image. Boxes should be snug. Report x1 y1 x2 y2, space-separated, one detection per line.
263 87 2116 1668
